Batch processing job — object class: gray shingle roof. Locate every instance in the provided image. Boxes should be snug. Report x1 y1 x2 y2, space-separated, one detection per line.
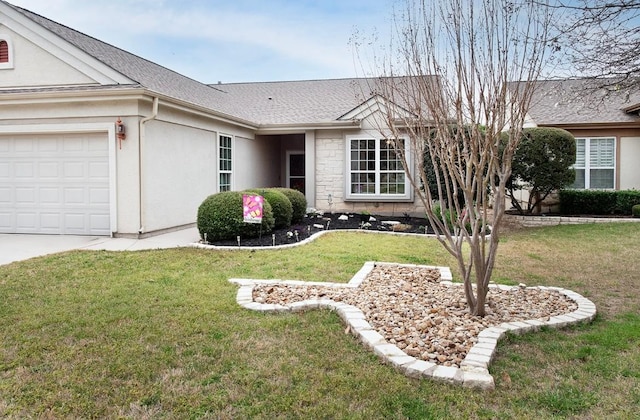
4 1 434 127
214 78 381 125
5 1 252 124
527 79 640 126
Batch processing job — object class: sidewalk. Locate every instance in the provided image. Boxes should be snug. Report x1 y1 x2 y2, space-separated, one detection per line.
0 227 200 266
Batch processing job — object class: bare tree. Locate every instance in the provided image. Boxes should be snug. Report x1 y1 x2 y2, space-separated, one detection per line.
364 0 553 316
550 0 640 89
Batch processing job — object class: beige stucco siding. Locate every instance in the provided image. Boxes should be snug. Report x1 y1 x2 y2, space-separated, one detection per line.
619 136 640 190
142 120 216 232
0 29 96 88
235 135 280 191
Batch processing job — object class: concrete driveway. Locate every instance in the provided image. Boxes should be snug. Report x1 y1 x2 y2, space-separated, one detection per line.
0 227 200 266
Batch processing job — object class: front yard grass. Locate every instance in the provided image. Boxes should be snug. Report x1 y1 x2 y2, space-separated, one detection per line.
1 224 639 418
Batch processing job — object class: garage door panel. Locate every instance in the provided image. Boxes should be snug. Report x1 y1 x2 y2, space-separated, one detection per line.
0 186 11 203
15 187 35 204
40 213 61 230
63 161 85 178
90 187 109 204
39 162 60 178
16 212 37 230
39 187 60 203
0 212 12 229
64 187 85 204
63 137 85 152
15 139 35 152
15 162 35 178
64 213 85 229
0 133 110 235
89 161 109 178
38 138 60 152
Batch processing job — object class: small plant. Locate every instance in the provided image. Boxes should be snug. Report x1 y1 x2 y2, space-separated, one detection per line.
359 211 371 223
633 204 640 218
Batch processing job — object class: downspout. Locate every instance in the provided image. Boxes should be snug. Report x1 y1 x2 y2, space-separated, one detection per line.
138 96 159 235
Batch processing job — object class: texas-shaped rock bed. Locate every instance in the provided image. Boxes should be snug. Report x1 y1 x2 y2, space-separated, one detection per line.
230 262 596 390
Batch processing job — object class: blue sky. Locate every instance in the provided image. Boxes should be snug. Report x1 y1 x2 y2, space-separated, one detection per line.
10 0 394 83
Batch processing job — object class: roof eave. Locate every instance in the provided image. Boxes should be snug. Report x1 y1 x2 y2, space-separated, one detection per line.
0 86 260 130
0 85 147 104
537 121 640 130
256 120 362 135
622 103 640 114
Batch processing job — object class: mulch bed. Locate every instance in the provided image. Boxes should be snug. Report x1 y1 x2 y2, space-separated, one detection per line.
205 213 434 247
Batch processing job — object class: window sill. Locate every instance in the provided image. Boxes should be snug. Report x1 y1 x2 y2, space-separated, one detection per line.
345 195 413 203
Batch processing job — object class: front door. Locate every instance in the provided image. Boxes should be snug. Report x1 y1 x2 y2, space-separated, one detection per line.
286 151 305 194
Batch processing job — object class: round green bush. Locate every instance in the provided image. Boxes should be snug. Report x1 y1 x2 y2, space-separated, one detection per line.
274 188 307 223
245 188 292 229
633 204 640 218
197 191 275 242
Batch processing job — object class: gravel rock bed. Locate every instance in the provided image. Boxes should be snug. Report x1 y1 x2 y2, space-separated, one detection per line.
253 264 578 367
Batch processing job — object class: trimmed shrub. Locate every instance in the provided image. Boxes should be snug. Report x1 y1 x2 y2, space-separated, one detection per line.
245 188 292 229
197 191 275 242
507 127 576 214
274 188 307 223
559 189 640 215
633 204 640 218
616 190 640 214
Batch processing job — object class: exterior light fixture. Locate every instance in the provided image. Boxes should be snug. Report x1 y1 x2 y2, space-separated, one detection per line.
116 117 126 148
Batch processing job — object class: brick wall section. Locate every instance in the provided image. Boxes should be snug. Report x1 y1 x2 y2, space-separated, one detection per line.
503 214 640 228
314 131 426 216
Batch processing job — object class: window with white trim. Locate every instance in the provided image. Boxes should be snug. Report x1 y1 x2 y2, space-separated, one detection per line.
571 137 615 189
218 134 233 192
346 136 411 201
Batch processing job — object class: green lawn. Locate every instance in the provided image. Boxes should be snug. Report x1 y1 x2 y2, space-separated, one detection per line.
1 224 639 419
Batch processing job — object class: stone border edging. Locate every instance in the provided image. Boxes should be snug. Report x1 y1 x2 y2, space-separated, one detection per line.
189 229 439 251
503 214 640 228
229 261 596 391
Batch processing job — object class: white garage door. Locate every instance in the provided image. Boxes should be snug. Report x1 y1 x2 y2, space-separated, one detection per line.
0 132 111 235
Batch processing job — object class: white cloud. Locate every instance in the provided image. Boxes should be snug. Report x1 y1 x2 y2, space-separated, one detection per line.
8 0 391 82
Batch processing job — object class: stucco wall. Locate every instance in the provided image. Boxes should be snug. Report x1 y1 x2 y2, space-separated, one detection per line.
0 29 96 88
142 120 216 233
235 135 280 190
620 136 640 190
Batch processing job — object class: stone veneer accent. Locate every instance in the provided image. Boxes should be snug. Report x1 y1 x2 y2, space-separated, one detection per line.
314 132 426 216
229 261 596 391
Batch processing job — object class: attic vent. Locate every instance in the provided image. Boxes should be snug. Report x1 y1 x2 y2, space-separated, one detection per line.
0 41 8 63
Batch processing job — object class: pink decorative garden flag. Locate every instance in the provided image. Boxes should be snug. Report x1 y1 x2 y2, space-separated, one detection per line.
243 194 264 224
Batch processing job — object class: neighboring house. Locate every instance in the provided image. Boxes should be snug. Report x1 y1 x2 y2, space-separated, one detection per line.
0 1 427 237
525 78 640 191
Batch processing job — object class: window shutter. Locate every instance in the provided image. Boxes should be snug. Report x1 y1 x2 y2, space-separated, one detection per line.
590 138 614 167
0 41 8 63
574 138 586 167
